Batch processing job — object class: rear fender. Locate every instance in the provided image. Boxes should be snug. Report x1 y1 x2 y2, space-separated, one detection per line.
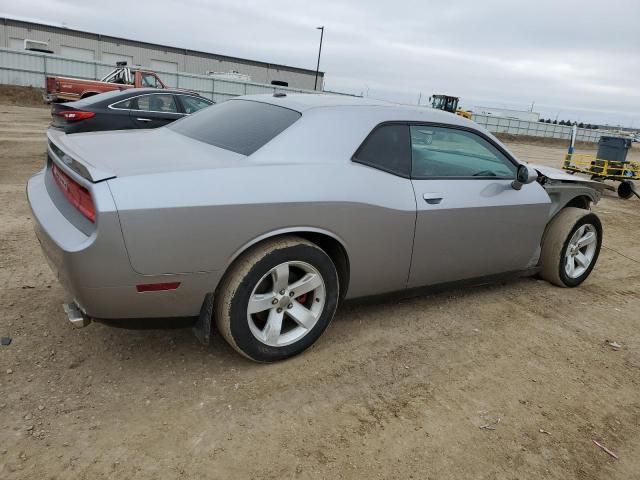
223 226 350 273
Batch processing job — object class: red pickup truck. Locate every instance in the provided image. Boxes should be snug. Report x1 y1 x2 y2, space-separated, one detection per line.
45 63 168 103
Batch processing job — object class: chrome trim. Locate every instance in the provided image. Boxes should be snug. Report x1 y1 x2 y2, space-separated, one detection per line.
101 68 119 82
108 91 186 114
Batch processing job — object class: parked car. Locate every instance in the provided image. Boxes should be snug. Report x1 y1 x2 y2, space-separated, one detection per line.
44 62 167 103
50 88 214 133
45 62 183 103
28 94 606 362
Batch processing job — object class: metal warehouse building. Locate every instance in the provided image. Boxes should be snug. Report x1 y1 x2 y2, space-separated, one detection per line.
0 17 324 90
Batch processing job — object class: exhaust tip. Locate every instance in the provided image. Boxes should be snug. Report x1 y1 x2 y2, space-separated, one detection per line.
62 302 91 328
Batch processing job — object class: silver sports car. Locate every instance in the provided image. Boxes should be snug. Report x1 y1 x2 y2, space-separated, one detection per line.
28 94 605 362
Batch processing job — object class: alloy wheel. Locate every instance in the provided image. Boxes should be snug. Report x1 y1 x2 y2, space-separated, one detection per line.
564 224 598 279
247 261 326 347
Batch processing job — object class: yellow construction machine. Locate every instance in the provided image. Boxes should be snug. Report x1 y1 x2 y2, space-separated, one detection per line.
430 94 472 119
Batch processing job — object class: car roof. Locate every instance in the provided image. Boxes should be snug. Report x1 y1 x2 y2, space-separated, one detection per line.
233 93 472 126
235 93 391 111
70 88 209 107
116 88 204 96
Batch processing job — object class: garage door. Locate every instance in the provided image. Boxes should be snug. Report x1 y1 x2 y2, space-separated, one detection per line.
60 45 95 61
150 60 178 73
9 38 24 50
102 52 134 66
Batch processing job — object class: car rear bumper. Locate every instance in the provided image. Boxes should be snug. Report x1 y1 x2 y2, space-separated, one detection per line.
27 170 218 320
44 93 78 103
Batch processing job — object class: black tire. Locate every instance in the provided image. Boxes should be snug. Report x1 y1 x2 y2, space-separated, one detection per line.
540 208 602 287
617 180 635 200
215 236 339 362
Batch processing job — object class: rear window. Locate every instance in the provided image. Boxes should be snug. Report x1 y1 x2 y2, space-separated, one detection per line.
169 100 301 155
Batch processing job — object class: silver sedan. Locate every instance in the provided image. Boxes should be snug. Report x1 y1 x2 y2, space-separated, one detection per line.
28 94 605 362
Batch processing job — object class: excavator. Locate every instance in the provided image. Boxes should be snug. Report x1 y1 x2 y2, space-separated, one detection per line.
430 94 472 119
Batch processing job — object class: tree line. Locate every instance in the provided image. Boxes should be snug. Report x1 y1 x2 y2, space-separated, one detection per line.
538 118 599 129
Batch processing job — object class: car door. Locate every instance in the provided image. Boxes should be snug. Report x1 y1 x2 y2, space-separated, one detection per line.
350 123 417 296
408 124 551 288
129 93 183 128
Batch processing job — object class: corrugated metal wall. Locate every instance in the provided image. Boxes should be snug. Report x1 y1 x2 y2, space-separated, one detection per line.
0 47 326 103
0 18 323 90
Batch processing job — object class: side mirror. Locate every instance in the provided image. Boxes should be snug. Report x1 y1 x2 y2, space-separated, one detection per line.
512 164 538 190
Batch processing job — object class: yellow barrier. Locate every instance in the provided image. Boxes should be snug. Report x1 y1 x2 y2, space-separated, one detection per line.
563 153 639 180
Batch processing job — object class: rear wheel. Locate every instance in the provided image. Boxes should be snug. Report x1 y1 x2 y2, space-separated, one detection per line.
215 236 339 362
540 207 602 287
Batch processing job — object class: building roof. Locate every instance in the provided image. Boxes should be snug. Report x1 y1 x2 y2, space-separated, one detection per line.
0 15 324 77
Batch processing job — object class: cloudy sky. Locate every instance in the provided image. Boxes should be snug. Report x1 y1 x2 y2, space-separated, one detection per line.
4 0 640 125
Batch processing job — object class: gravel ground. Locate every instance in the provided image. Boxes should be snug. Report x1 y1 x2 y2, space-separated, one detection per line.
1 103 639 479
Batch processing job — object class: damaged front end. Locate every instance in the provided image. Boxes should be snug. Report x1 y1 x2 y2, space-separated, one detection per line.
531 163 609 219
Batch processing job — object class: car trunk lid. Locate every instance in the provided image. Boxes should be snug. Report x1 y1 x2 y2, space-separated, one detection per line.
47 127 245 182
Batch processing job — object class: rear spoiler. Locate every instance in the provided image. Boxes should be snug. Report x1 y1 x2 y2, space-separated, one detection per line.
47 129 115 183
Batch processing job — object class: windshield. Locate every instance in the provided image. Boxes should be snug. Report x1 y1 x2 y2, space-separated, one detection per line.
432 96 458 112
169 99 301 156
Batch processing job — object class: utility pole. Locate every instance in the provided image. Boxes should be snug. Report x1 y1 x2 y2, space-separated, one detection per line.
314 26 324 91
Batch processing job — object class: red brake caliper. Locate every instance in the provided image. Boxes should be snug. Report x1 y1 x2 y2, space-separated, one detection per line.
296 293 309 304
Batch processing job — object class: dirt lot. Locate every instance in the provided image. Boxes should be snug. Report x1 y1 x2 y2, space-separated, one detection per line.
1 102 639 480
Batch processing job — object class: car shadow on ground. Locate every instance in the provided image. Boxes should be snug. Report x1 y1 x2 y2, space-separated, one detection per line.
56 276 535 373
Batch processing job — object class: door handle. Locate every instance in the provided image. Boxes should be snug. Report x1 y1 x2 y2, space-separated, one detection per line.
423 193 444 205
136 117 152 122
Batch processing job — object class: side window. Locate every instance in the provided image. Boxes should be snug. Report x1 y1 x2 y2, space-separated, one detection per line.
132 94 178 113
410 126 517 178
180 95 212 114
111 98 132 109
353 124 411 177
141 74 160 88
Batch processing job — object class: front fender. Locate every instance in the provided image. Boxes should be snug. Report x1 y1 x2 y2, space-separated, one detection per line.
543 183 601 220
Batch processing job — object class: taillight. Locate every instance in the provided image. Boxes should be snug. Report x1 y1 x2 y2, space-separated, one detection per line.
51 164 96 222
46 77 56 93
58 110 95 122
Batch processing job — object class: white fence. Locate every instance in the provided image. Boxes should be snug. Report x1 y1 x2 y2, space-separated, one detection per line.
0 47 323 103
0 48 609 143
472 113 603 143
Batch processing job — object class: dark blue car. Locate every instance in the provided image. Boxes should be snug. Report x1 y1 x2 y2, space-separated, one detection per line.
50 88 213 134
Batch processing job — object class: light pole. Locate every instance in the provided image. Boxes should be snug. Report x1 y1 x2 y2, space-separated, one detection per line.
314 26 324 91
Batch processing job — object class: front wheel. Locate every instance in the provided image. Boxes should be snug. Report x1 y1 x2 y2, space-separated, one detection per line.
539 207 602 287
215 236 339 362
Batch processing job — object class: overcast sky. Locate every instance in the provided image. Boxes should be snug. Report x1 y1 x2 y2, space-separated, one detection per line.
4 0 640 126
